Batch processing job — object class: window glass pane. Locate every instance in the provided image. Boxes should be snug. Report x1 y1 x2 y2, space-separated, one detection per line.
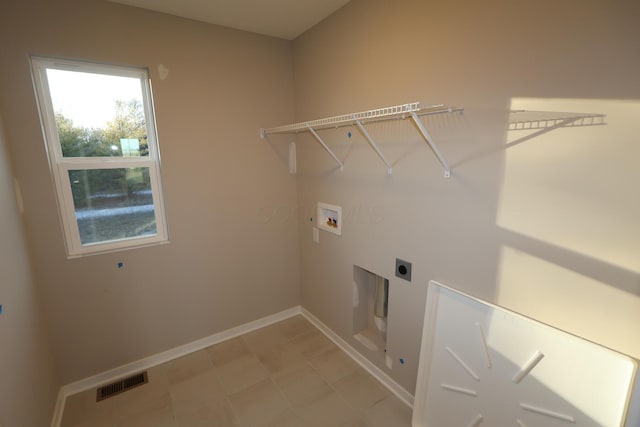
69 168 157 245
46 69 149 157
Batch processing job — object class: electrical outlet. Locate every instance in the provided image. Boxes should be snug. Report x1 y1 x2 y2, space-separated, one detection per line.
395 258 412 282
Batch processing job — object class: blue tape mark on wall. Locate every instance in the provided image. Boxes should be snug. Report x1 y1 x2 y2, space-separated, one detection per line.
0 304 3 314
399 358 405 364
117 262 124 268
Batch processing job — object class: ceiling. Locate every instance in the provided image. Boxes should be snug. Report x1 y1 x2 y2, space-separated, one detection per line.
106 0 351 40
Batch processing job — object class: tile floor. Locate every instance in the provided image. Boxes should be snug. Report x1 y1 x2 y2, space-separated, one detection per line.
61 315 413 426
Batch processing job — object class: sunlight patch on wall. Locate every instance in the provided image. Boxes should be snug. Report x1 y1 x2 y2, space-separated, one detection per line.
495 245 640 358
497 98 640 273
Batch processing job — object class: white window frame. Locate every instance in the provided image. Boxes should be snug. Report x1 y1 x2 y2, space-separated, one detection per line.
31 56 168 257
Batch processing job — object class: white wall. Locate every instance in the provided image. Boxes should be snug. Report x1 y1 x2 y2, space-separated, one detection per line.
292 0 640 405
0 116 59 426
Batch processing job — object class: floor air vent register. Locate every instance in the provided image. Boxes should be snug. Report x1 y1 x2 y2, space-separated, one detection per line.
96 371 148 402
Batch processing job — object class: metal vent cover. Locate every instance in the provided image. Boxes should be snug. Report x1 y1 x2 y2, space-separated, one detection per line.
96 371 148 402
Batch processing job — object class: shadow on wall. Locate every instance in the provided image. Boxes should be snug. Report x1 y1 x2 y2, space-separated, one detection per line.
452 109 606 169
489 97 640 425
492 97 640 353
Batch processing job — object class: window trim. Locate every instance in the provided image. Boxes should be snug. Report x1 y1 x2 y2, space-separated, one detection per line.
31 56 169 257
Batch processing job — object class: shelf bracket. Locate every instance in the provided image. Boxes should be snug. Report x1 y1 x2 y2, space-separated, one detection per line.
308 125 344 171
354 117 393 175
410 111 451 178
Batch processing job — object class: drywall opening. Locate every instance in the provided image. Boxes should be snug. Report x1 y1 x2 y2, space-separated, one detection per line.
353 265 389 360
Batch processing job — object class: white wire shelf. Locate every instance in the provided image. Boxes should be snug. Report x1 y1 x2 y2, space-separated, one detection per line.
260 102 463 177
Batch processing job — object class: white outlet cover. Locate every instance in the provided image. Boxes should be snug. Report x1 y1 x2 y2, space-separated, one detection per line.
412 281 637 427
317 202 341 235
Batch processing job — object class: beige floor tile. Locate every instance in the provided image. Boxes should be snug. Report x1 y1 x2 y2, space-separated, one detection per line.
170 369 227 415
68 419 115 427
362 395 412 427
142 365 171 388
60 393 85 427
163 350 213 386
272 362 333 408
309 346 358 383
253 407 305 427
60 388 114 427
289 329 337 359
207 336 252 367
228 378 290 426
114 406 176 427
254 341 307 375
333 369 390 411
112 392 175 426
173 399 239 427
295 390 359 427
243 323 289 354
275 315 315 340
340 418 368 427
214 353 270 394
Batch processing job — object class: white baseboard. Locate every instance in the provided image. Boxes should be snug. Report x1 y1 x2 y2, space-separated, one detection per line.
51 306 301 427
49 388 66 427
301 307 414 409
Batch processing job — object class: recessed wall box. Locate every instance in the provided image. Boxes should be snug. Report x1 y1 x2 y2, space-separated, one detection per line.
317 202 342 235
353 265 389 362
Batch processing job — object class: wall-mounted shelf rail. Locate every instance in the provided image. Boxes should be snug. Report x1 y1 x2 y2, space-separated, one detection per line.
260 102 463 177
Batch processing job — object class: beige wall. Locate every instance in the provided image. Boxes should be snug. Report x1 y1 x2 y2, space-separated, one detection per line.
0 0 299 384
293 0 640 395
0 116 59 425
